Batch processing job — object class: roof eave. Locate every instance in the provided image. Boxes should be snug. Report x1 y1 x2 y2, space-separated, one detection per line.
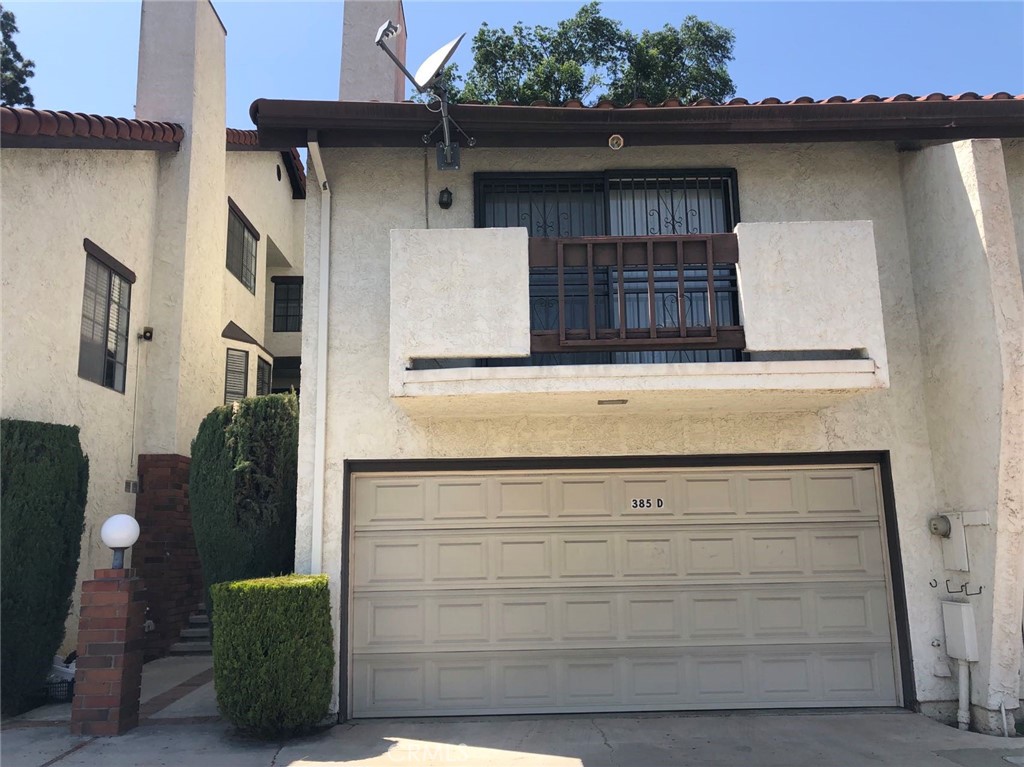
251 98 1024 149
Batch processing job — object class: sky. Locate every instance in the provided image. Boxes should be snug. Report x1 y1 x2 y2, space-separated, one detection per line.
5 1 1023 131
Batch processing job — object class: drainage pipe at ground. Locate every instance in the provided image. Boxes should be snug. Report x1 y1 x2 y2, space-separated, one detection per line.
957 658 971 731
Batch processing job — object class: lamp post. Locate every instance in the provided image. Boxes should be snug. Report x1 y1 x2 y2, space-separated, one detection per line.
72 513 145 736
100 514 140 569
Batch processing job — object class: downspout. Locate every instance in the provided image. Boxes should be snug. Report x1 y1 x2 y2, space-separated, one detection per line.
307 134 330 575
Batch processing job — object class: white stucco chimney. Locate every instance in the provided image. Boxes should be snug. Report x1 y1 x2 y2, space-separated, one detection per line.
133 0 229 456
340 0 408 102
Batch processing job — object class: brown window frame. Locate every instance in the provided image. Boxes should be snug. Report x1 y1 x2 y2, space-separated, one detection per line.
226 198 259 294
78 240 135 394
272 276 303 333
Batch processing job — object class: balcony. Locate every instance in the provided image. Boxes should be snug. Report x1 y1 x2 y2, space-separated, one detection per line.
389 222 888 417
525 233 744 357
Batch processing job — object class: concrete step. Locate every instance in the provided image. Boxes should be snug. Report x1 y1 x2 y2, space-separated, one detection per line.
188 614 210 626
179 627 210 639
169 641 211 655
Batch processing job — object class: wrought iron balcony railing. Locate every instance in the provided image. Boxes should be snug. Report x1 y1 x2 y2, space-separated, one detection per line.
527 234 745 355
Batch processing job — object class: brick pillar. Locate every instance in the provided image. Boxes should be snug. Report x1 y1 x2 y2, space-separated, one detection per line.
134 454 203 660
71 568 145 736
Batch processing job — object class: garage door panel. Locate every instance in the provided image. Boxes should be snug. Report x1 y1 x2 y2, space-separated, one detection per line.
355 524 886 591
352 643 898 716
352 469 880 533
350 466 899 717
353 584 892 653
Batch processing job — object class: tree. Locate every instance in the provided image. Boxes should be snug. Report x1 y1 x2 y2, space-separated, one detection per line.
447 2 734 106
1 3 35 108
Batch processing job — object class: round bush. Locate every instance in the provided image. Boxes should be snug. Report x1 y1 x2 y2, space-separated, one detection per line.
211 574 333 737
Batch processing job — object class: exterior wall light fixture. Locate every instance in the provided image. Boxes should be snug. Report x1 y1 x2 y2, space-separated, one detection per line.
438 187 454 209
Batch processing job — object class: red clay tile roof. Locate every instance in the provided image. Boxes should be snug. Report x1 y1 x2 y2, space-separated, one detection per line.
225 127 260 147
1 107 184 147
2 108 305 198
492 91 1024 108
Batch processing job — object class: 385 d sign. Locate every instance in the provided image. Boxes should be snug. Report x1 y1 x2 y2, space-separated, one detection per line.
630 498 665 509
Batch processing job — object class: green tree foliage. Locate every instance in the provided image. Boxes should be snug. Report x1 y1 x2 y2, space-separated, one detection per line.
190 394 298 616
448 2 734 106
1 4 35 107
1 420 88 715
211 575 332 737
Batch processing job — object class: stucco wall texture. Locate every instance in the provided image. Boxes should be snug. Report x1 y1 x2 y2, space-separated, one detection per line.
0 1 305 655
900 140 1024 725
297 139 1021 721
1 148 160 653
225 151 305 353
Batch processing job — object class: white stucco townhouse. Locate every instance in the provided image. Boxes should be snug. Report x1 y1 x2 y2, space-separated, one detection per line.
248 0 1024 734
0 0 305 658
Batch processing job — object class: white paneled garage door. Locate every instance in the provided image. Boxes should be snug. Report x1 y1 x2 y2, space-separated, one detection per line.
350 466 900 717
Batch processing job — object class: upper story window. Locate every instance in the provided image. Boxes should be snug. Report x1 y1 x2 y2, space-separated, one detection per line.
272 276 302 332
78 239 135 393
475 170 739 237
471 170 742 367
226 198 259 294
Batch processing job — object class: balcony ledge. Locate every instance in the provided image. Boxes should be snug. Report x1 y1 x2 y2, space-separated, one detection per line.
393 359 886 417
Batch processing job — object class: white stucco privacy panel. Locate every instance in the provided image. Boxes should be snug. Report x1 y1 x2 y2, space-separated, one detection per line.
390 226 531 376
736 221 889 387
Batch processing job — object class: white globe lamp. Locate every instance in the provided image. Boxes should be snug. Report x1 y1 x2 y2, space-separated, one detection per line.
100 514 140 569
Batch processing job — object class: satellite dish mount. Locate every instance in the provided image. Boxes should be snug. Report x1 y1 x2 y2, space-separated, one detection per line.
375 20 475 170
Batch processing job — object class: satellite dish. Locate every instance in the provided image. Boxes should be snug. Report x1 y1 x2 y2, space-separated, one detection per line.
375 24 474 171
413 33 465 91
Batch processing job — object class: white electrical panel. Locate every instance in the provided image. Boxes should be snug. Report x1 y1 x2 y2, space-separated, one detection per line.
942 601 980 661
941 512 970 572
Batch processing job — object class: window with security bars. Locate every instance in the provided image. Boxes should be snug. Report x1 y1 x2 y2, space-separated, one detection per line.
472 170 741 367
78 253 131 393
273 279 302 332
224 348 249 404
256 357 272 396
226 202 258 294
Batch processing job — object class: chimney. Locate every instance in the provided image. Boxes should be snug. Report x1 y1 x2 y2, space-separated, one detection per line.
134 0 229 456
340 0 407 102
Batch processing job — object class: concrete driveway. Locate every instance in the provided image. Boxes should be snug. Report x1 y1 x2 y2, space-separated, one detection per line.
3 710 1023 767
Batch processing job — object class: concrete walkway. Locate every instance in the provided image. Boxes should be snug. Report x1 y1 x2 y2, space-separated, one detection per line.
3 707 1023 767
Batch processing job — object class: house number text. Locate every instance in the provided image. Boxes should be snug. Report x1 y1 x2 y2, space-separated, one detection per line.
630 498 665 509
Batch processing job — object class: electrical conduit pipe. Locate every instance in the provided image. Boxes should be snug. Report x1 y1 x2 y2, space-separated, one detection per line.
307 136 330 575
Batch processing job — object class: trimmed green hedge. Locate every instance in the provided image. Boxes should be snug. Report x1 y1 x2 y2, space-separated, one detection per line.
190 393 298 613
211 575 333 737
1 419 89 715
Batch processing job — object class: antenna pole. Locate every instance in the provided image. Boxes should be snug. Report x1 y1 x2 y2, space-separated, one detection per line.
437 88 454 165
376 40 423 93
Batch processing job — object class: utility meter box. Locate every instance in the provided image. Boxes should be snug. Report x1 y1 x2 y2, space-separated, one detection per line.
942 601 980 661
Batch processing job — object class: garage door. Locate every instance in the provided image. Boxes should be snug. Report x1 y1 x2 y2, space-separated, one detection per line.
350 466 899 717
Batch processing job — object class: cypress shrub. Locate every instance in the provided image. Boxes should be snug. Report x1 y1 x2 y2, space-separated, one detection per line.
190 393 298 612
0 419 89 715
211 575 332 737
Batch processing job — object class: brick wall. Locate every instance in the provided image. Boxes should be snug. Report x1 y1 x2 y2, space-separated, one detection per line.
71 569 145 736
134 454 203 660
